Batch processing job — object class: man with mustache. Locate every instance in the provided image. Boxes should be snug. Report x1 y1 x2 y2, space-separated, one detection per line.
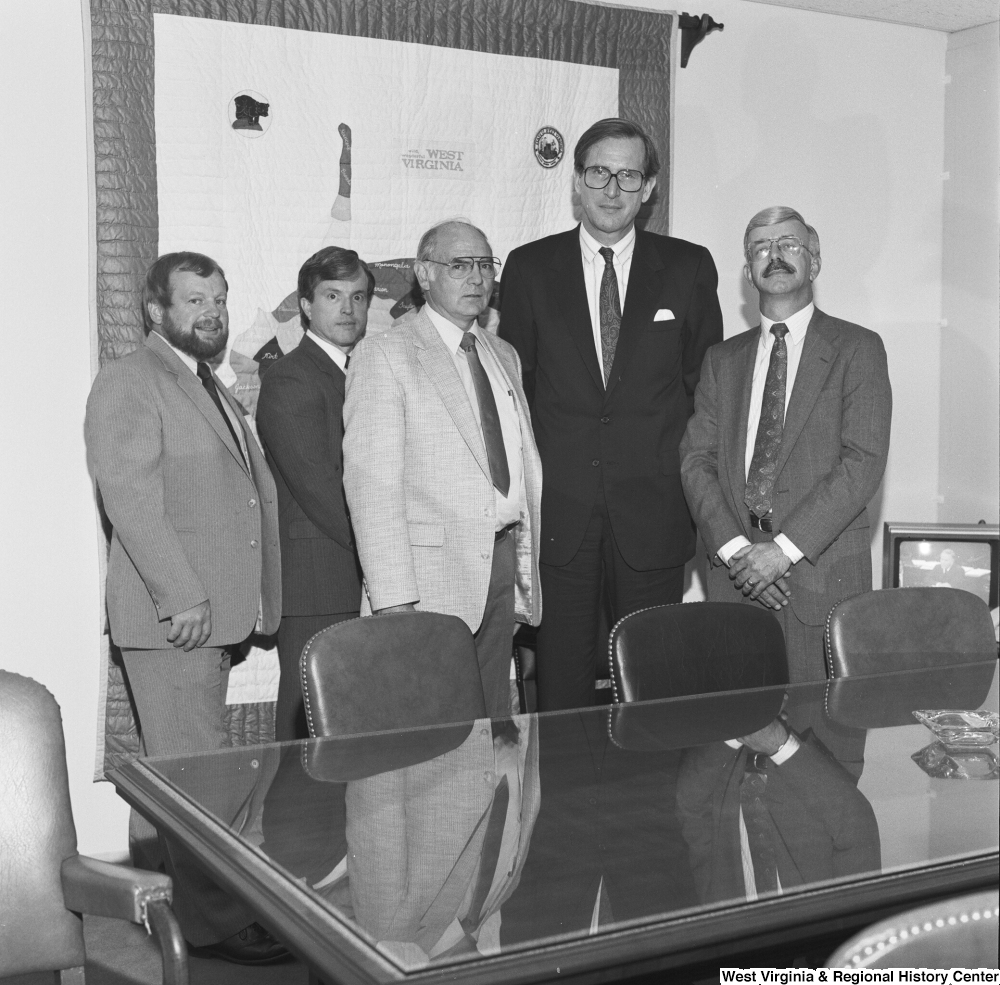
681 207 892 699
85 252 287 964
344 220 542 717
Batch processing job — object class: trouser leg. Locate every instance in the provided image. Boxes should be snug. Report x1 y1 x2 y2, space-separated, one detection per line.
475 529 517 719
120 646 257 946
276 613 356 741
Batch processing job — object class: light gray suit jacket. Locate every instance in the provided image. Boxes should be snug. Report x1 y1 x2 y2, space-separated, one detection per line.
680 309 892 625
343 307 542 631
85 332 281 648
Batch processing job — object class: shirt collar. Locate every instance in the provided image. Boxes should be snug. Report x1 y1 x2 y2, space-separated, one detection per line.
306 329 350 371
424 303 484 352
579 223 636 265
760 302 814 346
156 332 200 375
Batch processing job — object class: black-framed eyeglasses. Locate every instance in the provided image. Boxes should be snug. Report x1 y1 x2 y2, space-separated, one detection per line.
582 166 646 193
424 256 502 279
746 236 812 262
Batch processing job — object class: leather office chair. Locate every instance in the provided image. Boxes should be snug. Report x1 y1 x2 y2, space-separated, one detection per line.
826 889 999 968
608 601 788 704
825 588 997 729
300 611 488 738
0 671 187 984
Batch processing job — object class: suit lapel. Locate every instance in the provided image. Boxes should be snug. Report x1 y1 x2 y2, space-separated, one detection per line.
300 333 346 398
412 312 492 483
774 310 836 479
549 228 604 393
147 333 249 474
725 330 759 512
604 230 663 400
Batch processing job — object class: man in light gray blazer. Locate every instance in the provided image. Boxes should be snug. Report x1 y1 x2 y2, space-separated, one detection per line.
344 221 542 718
680 207 891 763
85 252 286 964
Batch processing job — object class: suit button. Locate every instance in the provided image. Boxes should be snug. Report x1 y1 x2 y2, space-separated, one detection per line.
601 416 610 424
484 771 494 783
248 498 256 507
592 460 600 467
481 552 489 560
250 540 259 549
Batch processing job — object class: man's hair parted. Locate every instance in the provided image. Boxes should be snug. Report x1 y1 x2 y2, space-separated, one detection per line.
743 206 820 259
297 246 376 330
573 118 661 178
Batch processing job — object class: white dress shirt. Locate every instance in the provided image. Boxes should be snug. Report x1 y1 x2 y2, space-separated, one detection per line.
717 303 814 567
424 305 525 530
305 329 350 372
579 224 636 383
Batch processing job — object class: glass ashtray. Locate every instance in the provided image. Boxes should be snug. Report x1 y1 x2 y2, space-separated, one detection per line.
912 709 999 748
912 742 999 781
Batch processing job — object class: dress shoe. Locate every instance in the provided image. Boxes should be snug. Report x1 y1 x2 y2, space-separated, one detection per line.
188 921 292 965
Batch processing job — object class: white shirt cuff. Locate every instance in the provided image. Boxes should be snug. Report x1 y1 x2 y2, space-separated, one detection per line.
718 536 752 566
773 533 803 564
770 731 801 765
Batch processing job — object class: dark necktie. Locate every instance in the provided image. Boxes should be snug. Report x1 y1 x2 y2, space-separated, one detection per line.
598 246 622 386
461 774 510 933
740 758 778 894
459 333 510 497
744 323 789 518
196 362 246 465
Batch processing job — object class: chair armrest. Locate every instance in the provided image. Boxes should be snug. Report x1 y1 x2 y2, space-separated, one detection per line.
61 853 172 925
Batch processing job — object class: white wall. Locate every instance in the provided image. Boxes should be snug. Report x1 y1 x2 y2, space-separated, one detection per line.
0 0 131 855
940 21 1000 525
0 0 988 856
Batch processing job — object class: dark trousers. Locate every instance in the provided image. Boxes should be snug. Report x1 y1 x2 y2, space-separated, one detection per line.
476 527 518 719
276 612 357 741
536 486 685 712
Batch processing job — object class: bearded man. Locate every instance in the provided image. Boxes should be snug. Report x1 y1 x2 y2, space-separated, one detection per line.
85 252 287 964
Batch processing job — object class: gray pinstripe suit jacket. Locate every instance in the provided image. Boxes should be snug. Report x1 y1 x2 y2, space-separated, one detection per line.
343 308 542 632
85 331 281 648
680 308 892 625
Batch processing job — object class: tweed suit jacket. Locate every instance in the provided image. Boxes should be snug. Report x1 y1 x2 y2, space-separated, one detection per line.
343 307 542 631
85 331 281 648
256 334 362 618
680 308 892 624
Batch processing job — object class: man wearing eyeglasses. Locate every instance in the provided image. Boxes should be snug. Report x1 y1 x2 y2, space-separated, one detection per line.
499 117 723 712
681 206 892 699
344 220 542 718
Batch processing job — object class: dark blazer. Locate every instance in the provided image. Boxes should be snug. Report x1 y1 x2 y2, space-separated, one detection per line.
256 334 361 617
85 332 281 647
499 226 723 570
676 733 881 904
680 308 892 625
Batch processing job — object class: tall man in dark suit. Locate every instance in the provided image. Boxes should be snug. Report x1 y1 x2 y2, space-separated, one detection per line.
499 118 724 711
680 207 892 762
256 247 369 739
85 252 287 964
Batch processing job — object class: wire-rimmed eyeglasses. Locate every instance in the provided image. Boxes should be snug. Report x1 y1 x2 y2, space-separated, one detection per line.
423 257 502 279
745 236 812 262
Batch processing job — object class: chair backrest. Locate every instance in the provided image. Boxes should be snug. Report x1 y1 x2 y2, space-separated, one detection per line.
824 588 998 729
609 602 788 704
0 671 85 977
826 890 999 968
826 587 997 678
300 611 488 738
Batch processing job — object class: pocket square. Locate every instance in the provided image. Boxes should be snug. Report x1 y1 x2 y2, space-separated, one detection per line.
654 309 675 322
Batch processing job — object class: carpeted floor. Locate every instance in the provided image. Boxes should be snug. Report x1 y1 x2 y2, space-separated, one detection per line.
2 915 309 985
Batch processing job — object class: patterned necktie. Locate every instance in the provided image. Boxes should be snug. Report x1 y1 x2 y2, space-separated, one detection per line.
598 246 621 386
459 333 510 497
740 759 778 894
196 361 246 465
744 323 789 518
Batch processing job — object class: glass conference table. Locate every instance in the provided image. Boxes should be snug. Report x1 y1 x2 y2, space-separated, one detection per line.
110 661 999 984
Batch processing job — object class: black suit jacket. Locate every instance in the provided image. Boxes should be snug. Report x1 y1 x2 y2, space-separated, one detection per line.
499 226 723 570
256 334 361 617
